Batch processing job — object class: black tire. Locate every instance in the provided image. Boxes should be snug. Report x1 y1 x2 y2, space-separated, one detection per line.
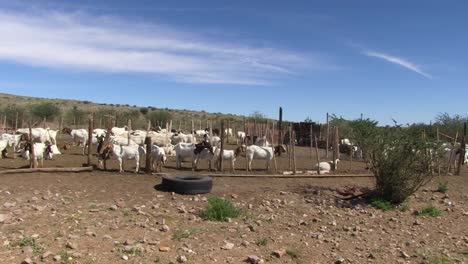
161 175 213 195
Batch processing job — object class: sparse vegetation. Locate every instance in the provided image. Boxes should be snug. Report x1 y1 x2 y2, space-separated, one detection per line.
12 236 43 255
172 228 201 241
30 102 61 122
256 238 268 246
286 249 300 259
200 196 242 222
437 181 448 193
421 206 442 217
59 251 75 264
371 197 393 211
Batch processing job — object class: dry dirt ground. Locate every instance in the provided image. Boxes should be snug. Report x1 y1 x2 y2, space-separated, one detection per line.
0 142 467 264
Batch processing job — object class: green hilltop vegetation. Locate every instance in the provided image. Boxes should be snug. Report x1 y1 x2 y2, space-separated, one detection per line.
0 93 272 130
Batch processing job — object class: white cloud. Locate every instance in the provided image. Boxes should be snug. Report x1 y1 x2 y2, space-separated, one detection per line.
364 51 432 79
0 9 331 85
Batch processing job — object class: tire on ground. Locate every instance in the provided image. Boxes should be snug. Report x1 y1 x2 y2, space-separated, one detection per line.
161 175 213 194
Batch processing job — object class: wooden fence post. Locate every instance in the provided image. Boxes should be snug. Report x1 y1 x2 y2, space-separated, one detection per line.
87 116 93 166
456 123 466 175
288 124 292 171
326 113 330 158
271 124 277 172
219 120 225 171
314 136 321 174
292 130 297 175
29 122 36 168
145 120 152 174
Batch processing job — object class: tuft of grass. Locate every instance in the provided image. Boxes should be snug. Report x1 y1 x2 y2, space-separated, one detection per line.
256 238 268 247
428 255 450 264
172 228 201 241
421 206 442 217
59 252 75 264
371 197 393 211
199 196 242 222
437 181 449 193
13 236 43 255
286 249 300 259
118 247 143 257
400 203 410 212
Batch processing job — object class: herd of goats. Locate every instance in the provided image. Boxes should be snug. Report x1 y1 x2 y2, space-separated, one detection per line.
0 125 467 174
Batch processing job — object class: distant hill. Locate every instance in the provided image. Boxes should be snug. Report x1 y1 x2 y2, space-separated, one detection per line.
0 93 272 131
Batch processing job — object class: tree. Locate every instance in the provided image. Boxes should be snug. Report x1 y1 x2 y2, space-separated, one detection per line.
147 110 171 127
249 111 267 123
304 117 313 123
64 107 88 126
139 107 149 115
30 102 61 122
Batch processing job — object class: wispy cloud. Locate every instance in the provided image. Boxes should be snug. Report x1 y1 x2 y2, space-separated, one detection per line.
364 51 432 79
0 9 332 85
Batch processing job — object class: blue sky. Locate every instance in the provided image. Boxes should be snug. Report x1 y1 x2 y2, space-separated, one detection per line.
0 0 466 125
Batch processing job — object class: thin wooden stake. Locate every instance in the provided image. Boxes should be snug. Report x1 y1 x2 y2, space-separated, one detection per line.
292 130 297 175
28 121 36 168
326 113 330 158
145 120 152 174
219 120 225 171
87 117 93 166
314 136 321 174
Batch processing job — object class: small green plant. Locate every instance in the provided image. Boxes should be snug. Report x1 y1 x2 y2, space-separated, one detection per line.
286 249 300 259
13 236 43 255
200 196 242 222
428 255 450 264
421 206 442 217
118 247 143 256
399 203 410 212
371 197 393 211
59 251 75 264
437 181 448 193
172 228 201 241
256 238 268 247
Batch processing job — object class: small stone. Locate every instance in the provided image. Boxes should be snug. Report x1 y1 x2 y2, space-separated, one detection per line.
65 241 77 249
272 249 287 258
245 255 261 264
116 200 126 208
400 251 410 259
222 242 235 250
160 225 170 232
21 258 33 264
124 239 135 245
22 246 33 254
42 251 53 259
159 246 171 252
0 213 9 223
177 255 188 263
3 202 16 208
85 231 96 237
53 255 62 261
103 235 112 240
109 205 118 211
335 257 346 264
122 255 129 261
413 220 422 226
231 194 238 199
241 241 250 247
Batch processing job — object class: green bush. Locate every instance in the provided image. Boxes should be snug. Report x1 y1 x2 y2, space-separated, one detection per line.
30 102 61 121
199 196 241 222
437 181 448 193
421 206 441 217
371 197 393 211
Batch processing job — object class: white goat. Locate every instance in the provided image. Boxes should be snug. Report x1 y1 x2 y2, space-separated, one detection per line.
245 145 274 171
151 145 166 172
1 133 22 152
213 146 244 171
0 139 9 158
111 126 128 136
236 131 246 145
98 143 146 173
315 159 340 174
20 143 54 168
171 133 195 145
174 142 214 171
